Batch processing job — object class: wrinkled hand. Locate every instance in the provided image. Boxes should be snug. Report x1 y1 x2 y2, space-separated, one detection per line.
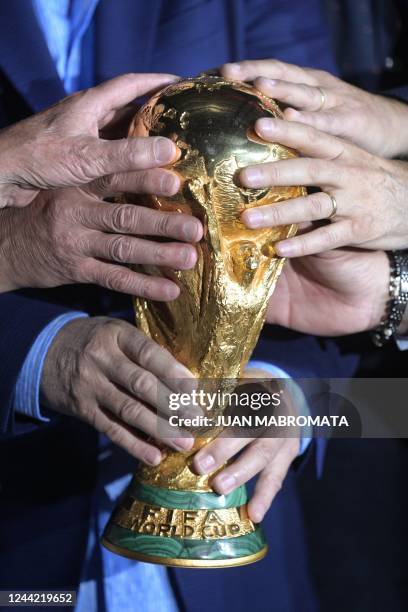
221 59 408 158
238 117 408 256
41 317 197 463
0 72 180 208
0 174 202 297
266 248 389 336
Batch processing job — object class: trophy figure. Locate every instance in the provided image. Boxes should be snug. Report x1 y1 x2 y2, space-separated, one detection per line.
102 76 305 567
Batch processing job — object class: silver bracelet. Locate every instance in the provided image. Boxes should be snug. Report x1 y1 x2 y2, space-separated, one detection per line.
371 251 408 347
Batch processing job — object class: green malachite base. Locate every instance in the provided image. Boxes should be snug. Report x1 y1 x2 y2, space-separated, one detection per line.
129 480 248 510
102 524 267 568
102 480 268 568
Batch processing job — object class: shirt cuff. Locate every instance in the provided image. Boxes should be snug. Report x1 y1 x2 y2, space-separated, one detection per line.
13 312 88 422
396 337 408 350
247 360 312 455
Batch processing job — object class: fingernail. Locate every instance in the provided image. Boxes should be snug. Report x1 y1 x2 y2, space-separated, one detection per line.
183 219 202 242
285 108 300 120
174 363 196 380
196 454 216 473
154 138 176 163
178 246 196 268
256 78 277 92
173 436 194 451
241 167 263 187
224 63 241 76
145 448 162 466
243 208 264 228
165 283 180 300
256 118 277 136
165 75 182 83
276 241 295 257
215 473 236 493
250 504 264 523
161 173 179 194
261 77 277 87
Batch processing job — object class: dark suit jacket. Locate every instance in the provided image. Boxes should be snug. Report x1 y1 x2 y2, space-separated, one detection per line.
0 2 357 611
324 0 408 91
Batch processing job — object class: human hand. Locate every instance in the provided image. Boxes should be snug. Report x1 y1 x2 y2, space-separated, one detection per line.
266 248 389 336
0 174 202 297
238 117 408 256
40 317 197 464
192 371 300 523
193 435 299 522
221 59 408 158
0 72 180 208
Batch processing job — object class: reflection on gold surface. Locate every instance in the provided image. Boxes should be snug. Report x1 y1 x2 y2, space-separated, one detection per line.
125 76 305 492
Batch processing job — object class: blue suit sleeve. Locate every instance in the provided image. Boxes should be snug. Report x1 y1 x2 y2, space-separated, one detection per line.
245 0 338 74
0 291 81 435
14 312 88 422
397 338 408 350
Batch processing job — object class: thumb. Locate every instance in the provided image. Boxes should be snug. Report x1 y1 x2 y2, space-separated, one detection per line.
87 73 180 128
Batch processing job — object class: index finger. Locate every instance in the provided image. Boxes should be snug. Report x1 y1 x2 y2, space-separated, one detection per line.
221 59 319 86
253 117 347 161
240 157 339 190
253 77 336 112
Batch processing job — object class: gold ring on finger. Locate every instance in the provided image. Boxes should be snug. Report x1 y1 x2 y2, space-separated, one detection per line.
316 86 326 111
325 193 337 220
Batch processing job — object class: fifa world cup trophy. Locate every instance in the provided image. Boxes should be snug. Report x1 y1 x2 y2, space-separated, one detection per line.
102 76 305 567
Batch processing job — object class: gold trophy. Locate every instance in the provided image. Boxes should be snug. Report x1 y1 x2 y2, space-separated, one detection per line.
102 76 305 567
